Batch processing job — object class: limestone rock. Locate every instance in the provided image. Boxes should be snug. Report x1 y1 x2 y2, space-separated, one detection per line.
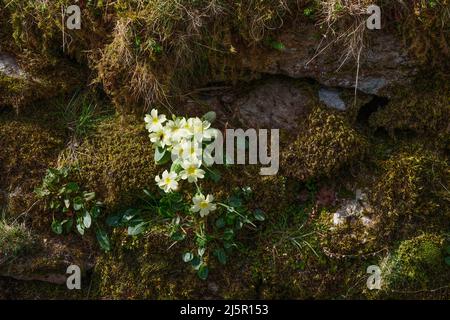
241 26 418 97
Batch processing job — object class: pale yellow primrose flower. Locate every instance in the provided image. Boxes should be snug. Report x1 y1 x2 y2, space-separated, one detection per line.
155 170 179 193
187 117 204 141
171 139 190 160
191 194 216 217
145 109 167 132
149 127 172 148
188 118 218 142
180 159 205 183
166 118 191 144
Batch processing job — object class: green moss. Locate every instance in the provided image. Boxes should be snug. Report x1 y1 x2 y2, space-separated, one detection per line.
282 106 367 181
0 60 85 113
0 119 64 216
382 233 449 293
0 74 32 109
68 115 159 210
0 219 33 263
399 0 450 68
369 76 450 144
371 149 449 220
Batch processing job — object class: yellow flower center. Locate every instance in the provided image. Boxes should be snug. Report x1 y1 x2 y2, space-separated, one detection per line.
187 167 196 175
199 201 209 209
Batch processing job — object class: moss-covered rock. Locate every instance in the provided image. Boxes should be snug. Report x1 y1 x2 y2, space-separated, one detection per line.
371 149 449 221
369 76 450 146
0 118 64 215
282 106 367 181
0 58 85 113
381 233 449 295
69 115 159 210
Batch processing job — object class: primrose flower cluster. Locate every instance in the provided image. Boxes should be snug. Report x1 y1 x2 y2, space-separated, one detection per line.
145 109 219 217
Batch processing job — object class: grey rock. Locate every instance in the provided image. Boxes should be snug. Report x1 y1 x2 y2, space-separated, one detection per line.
234 78 315 129
0 53 23 77
319 88 346 110
241 25 418 97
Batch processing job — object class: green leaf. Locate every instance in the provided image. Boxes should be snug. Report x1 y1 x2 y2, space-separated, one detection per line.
64 199 71 209
446 246 450 255
215 218 225 229
171 231 186 241
73 197 84 211
202 111 216 123
34 187 49 198
206 168 221 183
83 192 96 202
228 196 242 208
154 147 170 165
182 252 194 263
65 182 79 193
445 257 450 266
170 161 183 173
83 211 92 228
122 208 140 222
191 256 202 270
127 222 148 236
198 247 206 257
197 265 209 280
106 213 122 227
225 214 235 225
63 219 74 233
143 189 156 201
270 40 285 51
254 209 266 221
76 222 85 236
214 248 227 265
91 206 101 219
51 220 63 235
223 229 234 241
224 241 235 250
96 228 111 252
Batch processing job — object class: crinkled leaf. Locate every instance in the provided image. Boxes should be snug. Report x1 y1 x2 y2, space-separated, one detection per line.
83 192 96 202
96 228 111 252
76 222 85 236
215 218 225 229
202 111 216 123
254 209 266 221
65 182 79 193
64 199 71 209
182 252 194 263
73 197 84 211
51 220 63 235
63 218 73 233
191 256 202 270
154 147 170 165
197 265 209 280
445 257 450 266
198 247 206 257
206 168 221 182
127 222 148 236
83 211 92 228
214 248 227 265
